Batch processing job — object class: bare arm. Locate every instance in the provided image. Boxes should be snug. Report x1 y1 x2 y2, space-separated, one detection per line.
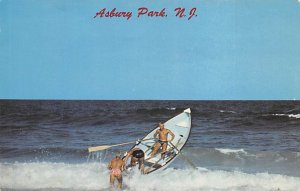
107 161 112 170
121 160 125 171
123 152 131 166
124 147 139 165
153 130 159 139
168 130 175 142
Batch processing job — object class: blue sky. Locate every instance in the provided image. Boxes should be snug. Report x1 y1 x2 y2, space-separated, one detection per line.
0 0 299 100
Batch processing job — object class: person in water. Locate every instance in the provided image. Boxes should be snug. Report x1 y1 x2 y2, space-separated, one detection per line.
124 148 145 174
150 122 175 160
107 151 125 189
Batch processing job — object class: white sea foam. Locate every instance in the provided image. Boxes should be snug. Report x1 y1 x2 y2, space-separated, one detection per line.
219 110 236 114
273 114 300 119
216 148 247 155
1 162 300 191
0 162 109 190
166 107 176 110
127 168 300 191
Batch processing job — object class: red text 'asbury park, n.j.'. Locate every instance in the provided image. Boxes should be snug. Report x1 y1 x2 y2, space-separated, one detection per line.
93 7 198 20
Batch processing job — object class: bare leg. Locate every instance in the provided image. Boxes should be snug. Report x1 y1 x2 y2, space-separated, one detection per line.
139 158 145 174
161 143 167 160
150 143 161 158
110 174 115 189
117 176 123 190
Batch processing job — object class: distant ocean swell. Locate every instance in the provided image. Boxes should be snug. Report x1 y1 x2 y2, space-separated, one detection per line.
2 105 300 125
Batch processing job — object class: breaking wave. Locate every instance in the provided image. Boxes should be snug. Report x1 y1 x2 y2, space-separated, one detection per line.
215 148 247 155
1 162 300 191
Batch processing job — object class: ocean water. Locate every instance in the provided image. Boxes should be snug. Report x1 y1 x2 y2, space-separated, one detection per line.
0 100 300 191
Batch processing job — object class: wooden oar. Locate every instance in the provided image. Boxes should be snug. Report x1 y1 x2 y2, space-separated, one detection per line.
88 138 154 153
168 142 196 169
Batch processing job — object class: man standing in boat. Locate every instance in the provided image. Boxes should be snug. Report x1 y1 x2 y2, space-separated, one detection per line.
107 151 125 189
150 122 175 160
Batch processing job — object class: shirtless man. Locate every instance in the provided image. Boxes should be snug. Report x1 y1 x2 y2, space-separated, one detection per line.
150 122 175 160
124 148 145 174
107 151 125 189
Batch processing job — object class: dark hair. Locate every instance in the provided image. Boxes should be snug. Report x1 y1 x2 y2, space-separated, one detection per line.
115 150 121 157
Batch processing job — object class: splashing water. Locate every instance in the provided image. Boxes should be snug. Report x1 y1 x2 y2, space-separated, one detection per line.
1 162 300 191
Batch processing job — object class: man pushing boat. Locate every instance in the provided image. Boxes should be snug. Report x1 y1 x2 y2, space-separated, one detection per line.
107 151 125 189
124 148 145 174
150 122 175 160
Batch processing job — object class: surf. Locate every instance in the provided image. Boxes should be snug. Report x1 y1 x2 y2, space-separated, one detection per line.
1 162 300 191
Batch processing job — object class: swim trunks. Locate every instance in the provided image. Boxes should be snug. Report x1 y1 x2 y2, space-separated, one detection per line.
111 168 122 177
157 140 168 145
